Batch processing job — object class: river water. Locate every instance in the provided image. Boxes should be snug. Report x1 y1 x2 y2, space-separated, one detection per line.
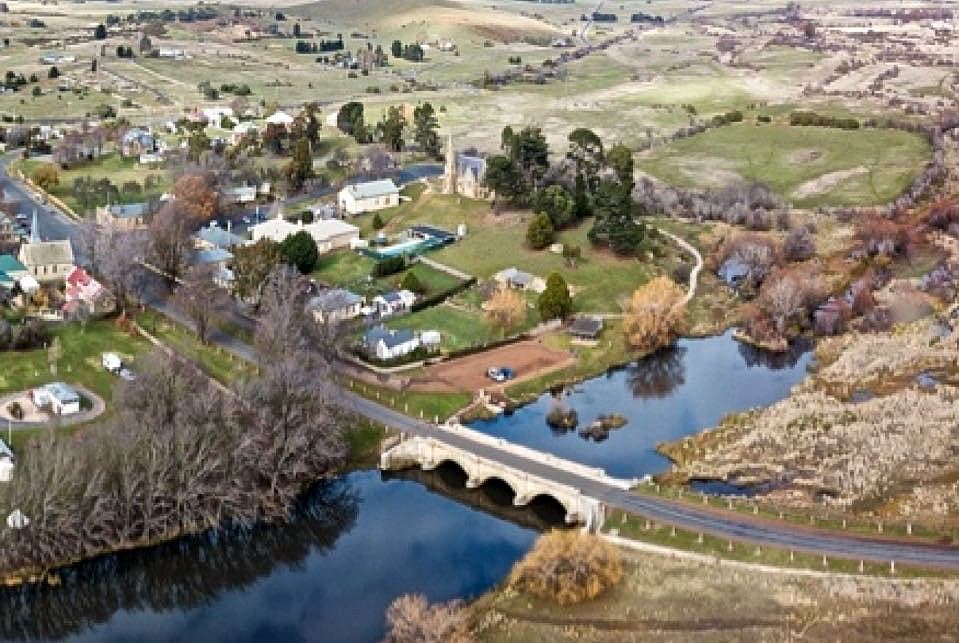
0 332 811 642
471 331 812 478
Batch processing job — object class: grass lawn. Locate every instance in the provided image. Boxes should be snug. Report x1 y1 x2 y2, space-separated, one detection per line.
341 376 471 423
0 319 151 403
19 153 172 215
384 303 500 352
134 311 254 385
377 192 662 313
313 251 466 300
636 123 931 208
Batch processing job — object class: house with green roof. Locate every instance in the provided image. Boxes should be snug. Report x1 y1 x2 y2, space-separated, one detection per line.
0 254 27 290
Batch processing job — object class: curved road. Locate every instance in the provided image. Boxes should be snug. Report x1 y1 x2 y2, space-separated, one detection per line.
4 156 959 570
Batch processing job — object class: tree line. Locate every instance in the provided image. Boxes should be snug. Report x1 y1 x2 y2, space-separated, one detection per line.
0 267 350 579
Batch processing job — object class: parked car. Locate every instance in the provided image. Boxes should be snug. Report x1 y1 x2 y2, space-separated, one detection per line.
487 366 515 382
118 368 136 382
241 216 252 225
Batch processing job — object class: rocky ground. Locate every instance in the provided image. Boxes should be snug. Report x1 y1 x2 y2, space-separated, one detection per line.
472 549 959 642
661 317 959 521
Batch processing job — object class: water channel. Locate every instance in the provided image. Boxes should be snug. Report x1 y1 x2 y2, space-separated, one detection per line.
0 332 811 642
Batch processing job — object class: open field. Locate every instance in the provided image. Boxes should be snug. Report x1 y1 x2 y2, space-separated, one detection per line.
378 192 664 312
637 123 931 208
409 337 574 394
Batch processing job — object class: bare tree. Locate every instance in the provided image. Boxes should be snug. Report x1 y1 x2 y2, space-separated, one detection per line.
149 202 193 283
96 226 149 312
174 263 227 344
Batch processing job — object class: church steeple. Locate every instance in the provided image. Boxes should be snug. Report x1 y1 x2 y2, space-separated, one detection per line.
443 132 456 195
30 208 39 244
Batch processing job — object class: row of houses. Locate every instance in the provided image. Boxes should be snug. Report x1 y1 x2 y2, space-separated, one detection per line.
306 287 416 324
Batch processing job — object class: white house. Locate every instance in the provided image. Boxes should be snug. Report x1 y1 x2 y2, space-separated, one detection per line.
364 326 420 360
250 217 359 254
222 186 257 204
372 289 415 317
338 179 400 215
32 382 81 416
18 239 74 284
306 289 364 324
265 110 295 128
202 106 234 128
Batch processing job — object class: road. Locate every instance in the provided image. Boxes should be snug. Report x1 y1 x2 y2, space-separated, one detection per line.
0 152 83 253
4 154 959 569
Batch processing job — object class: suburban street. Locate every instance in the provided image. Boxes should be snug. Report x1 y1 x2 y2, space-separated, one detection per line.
6 152 959 572
0 152 82 250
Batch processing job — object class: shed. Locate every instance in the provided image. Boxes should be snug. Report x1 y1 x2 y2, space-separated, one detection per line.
569 316 604 340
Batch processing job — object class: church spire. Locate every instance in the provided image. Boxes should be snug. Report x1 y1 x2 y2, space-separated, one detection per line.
30 208 39 244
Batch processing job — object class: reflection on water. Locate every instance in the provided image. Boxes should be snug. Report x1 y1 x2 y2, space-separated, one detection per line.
470 331 813 478
628 346 687 399
0 470 539 643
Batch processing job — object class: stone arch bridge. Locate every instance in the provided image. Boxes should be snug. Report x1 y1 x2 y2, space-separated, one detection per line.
380 427 636 530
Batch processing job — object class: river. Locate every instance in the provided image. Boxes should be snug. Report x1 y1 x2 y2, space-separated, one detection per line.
0 332 811 642
470 331 812 478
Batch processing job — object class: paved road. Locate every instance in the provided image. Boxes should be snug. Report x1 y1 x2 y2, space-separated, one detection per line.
0 152 82 252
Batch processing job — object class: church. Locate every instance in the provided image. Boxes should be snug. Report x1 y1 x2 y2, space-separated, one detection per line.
442 134 493 200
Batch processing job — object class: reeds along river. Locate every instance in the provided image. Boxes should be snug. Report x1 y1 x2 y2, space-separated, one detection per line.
0 331 810 643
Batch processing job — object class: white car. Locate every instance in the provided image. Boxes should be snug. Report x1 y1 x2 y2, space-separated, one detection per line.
102 352 122 373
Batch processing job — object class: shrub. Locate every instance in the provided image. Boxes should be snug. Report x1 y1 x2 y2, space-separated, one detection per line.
384 594 470 643
526 211 554 250
399 270 424 294
7 402 23 420
783 226 815 262
371 211 384 230
30 163 59 190
372 255 405 277
509 531 623 605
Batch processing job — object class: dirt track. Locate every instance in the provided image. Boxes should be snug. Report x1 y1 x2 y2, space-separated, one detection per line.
409 339 574 394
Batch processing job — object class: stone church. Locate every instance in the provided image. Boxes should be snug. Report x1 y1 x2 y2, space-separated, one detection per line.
443 134 492 200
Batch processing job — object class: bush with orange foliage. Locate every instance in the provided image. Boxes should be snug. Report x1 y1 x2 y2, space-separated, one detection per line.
509 530 623 606
623 276 687 351
926 198 959 235
173 172 219 223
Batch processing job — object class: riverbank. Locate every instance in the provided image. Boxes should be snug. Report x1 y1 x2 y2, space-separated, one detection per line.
470 543 959 642
657 317 959 529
